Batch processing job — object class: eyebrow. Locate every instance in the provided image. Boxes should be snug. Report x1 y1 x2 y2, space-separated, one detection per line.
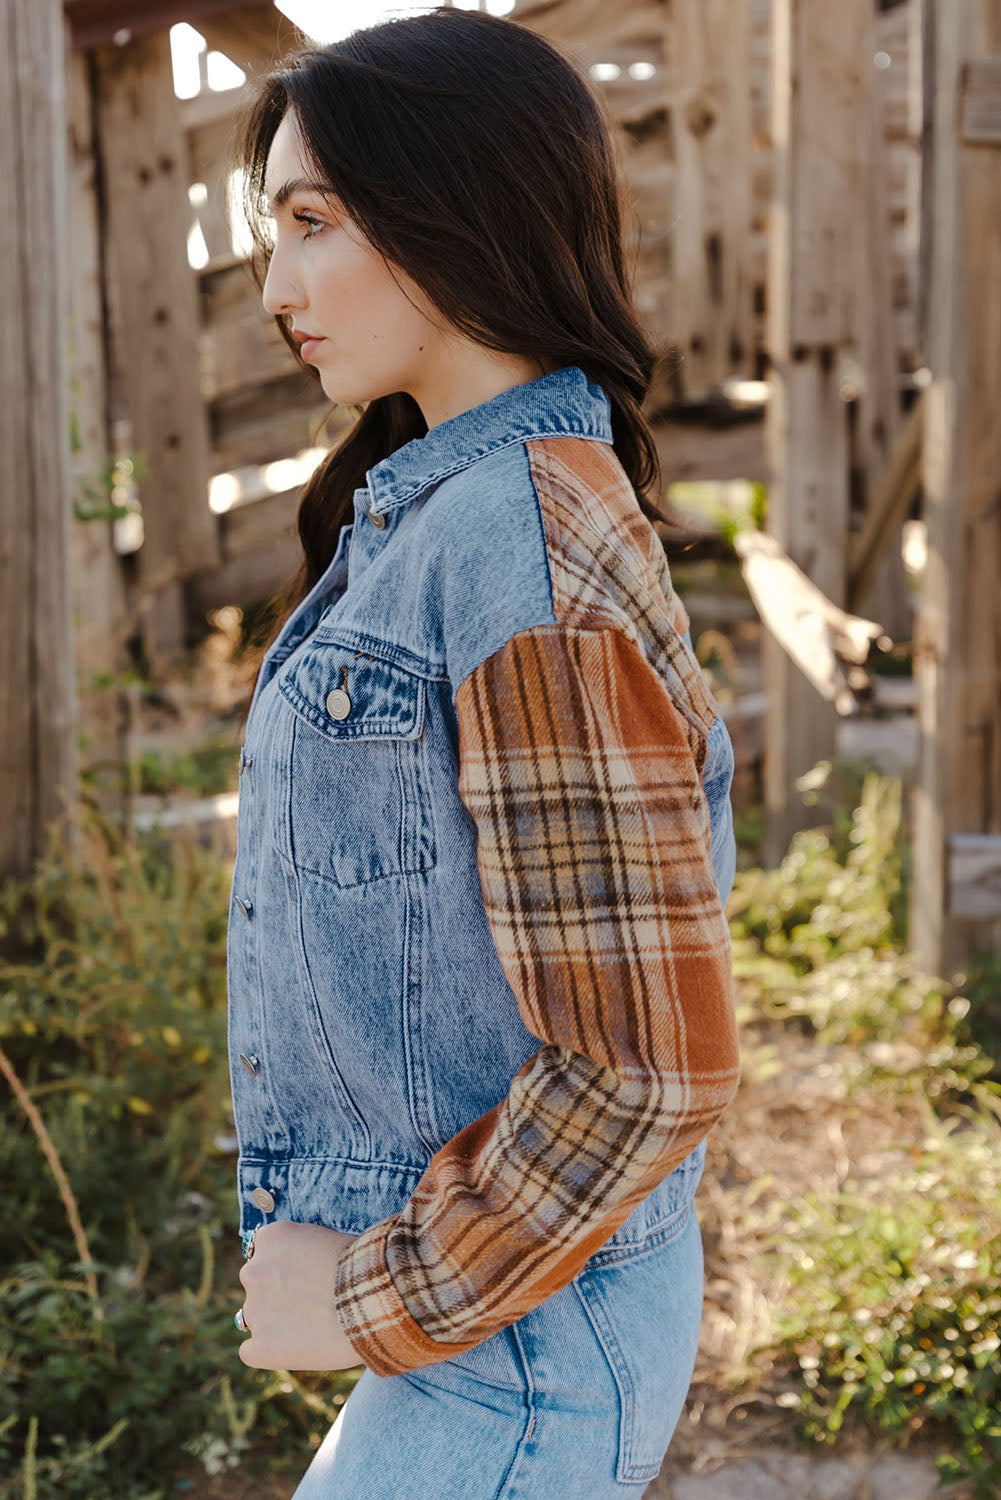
266 176 332 211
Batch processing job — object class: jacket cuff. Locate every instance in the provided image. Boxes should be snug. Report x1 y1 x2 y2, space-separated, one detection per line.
333 1216 474 1378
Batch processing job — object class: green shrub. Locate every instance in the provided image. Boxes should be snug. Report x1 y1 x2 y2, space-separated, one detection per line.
132 736 239 800
0 812 354 1498
754 1109 1001 1498
728 769 1001 1495
728 771 1000 1113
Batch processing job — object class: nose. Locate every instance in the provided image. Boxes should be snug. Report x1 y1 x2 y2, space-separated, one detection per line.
261 244 306 318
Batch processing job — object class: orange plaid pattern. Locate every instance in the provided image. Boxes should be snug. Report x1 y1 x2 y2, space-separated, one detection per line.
333 437 741 1376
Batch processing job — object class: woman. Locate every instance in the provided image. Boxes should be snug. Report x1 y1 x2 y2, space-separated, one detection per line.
226 8 741 1496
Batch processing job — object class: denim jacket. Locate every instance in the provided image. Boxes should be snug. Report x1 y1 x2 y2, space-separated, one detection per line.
227 365 740 1377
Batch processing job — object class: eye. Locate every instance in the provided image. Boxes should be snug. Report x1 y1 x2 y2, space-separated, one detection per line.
292 210 325 240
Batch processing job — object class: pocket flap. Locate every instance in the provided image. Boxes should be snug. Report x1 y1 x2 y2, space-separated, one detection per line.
277 642 426 743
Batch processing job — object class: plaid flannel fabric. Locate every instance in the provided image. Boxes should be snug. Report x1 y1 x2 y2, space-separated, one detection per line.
334 437 741 1376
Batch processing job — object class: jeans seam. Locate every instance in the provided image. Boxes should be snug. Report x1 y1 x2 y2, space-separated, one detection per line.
493 1320 537 1500
587 1196 696 1268
572 1277 648 1482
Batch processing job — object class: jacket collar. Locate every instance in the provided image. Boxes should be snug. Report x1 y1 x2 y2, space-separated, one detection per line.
362 364 613 517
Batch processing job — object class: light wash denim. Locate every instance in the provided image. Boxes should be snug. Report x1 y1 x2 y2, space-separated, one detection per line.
227 366 737 1492
292 1210 705 1498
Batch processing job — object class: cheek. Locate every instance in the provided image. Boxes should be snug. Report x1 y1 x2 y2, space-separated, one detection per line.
317 244 426 336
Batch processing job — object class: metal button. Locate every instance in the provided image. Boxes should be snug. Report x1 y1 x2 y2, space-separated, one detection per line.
251 1187 275 1213
325 687 352 720
239 1053 259 1076
367 503 386 530
235 894 253 919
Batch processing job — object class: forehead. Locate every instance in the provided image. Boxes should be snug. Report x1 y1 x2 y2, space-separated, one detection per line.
263 114 324 208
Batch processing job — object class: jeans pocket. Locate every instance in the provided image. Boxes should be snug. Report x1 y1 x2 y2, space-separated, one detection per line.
573 1210 704 1483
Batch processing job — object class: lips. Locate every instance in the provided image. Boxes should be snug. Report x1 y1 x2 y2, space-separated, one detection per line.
291 329 325 359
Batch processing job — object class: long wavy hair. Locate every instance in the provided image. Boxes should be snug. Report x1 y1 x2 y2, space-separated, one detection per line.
229 4 676 659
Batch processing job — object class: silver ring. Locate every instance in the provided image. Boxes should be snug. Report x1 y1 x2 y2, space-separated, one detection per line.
234 1307 250 1333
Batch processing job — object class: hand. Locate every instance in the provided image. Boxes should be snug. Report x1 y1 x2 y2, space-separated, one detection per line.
236 1220 363 1371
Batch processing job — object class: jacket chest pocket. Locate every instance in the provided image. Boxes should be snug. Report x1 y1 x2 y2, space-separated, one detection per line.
271 641 436 888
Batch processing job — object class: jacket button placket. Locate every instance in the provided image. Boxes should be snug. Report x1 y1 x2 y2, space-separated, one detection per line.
230 721 289 1190
233 741 263 1107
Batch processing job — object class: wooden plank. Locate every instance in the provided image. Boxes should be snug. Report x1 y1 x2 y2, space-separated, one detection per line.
846 388 925 612
66 0 276 52
773 0 869 349
187 535 301 617
667 0 755 395
66 42 129 816
734 530 887 714
514 0 670 52
95 27 221 655
209 376 335 472
199 314 295 402
195 5 291 76
911 2 1001 971
0 0 78 876
198 254 266 327
949 834 1001 920
960 57 1001 143
763 0 869 865
852 5 913 638
219 485 301 559
179 81 247 132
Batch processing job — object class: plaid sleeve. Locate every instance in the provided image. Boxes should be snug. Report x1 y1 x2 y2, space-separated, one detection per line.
333 623 740 1376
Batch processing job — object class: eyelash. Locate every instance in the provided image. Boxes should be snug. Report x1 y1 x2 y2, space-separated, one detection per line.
292 210 324 240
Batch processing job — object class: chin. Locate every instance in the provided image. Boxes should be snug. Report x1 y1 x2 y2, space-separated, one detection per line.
322 374 400 408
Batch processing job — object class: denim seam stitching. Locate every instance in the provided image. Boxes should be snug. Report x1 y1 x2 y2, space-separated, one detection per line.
400 790 440 1155
372 429 613 515
238 1154 425 1172
587 1197 696 1268
523 440 557 621
277 675 425 742
573 1277 664 1482
287 850 373 1157
271 839 433 891
495 1319 538 1500
572 1277 642 1482
309 627 447 679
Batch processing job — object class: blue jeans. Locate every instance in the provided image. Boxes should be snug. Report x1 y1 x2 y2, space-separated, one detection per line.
291 1205 703 1497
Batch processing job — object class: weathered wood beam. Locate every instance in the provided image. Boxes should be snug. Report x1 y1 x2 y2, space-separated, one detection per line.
65 0 276 52
949 834 1001 920
763 0 869 864
67 44 129 817
667 0 754 397
911 3 1001 970
196 6 302 75
0 0 78 877
960 56 1001 142
734 531 889 716
94 26 221 657
846 388 925 613
852 6 913 639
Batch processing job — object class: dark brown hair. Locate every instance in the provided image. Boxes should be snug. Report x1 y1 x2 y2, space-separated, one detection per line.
230 4 671 651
